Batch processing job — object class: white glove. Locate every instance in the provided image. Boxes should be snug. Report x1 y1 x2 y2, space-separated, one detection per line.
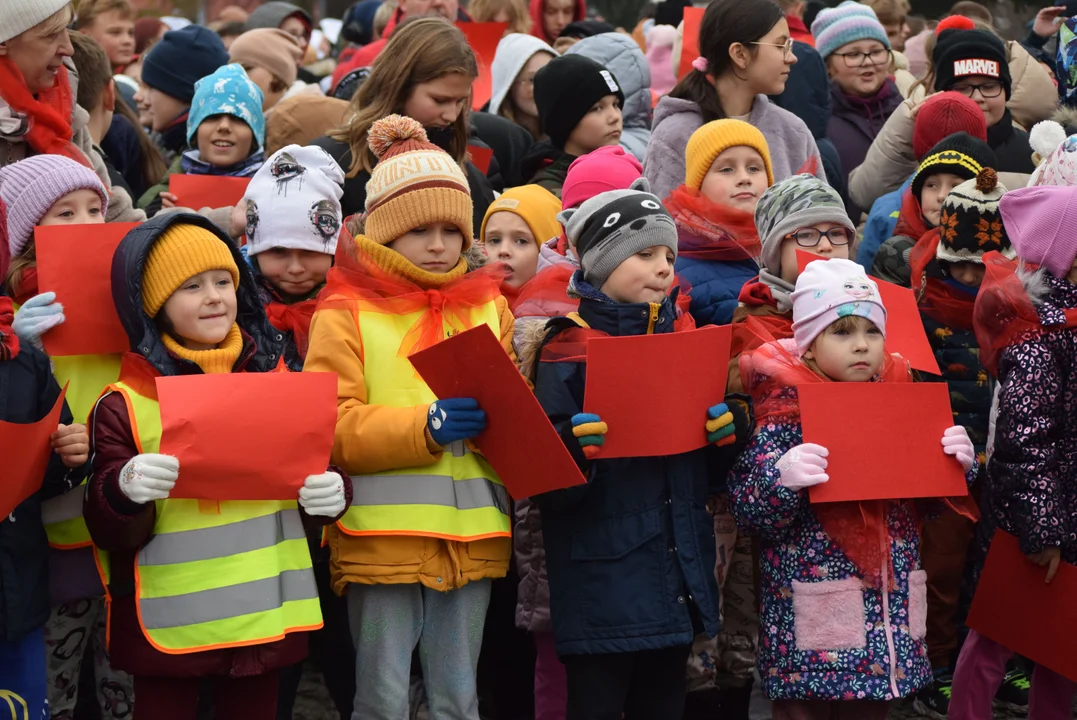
942 425 975 472
299 471 346 517
776 443 830 491
119 454 179 504
13 292 64 350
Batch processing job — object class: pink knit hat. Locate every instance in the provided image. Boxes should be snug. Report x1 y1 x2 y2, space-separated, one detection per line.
0 155 109 258
791 258 887 354
561 146 644 211
1000 185 1077 279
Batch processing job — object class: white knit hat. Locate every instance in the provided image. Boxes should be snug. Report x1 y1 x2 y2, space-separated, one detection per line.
0 0 70 43
242 144 345 256
489 33 557 116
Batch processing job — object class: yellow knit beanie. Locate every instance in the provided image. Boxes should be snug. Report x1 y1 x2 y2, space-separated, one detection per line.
363 114 473 248
142 224 241 318
480 185 562 247
685 119 775 191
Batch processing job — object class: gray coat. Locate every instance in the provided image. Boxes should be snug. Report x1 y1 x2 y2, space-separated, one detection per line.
566 33 652 163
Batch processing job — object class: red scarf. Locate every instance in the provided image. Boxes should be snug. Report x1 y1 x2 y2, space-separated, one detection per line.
893 186 929 241
0 58 91 168
266 299 317 359
13 267 38 307
665 185 761 262
909 229 976 331
0 296 19 360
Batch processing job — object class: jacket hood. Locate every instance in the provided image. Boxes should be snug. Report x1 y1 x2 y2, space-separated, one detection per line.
246 2 312 33
489 34 557 116
111 212 286 376
652 95 703 135
770 41 830 140
528 0 586 44
566 33 652 135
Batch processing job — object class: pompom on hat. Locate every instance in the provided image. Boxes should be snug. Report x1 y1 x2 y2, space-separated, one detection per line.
363 115 473 248
935 167 1013 265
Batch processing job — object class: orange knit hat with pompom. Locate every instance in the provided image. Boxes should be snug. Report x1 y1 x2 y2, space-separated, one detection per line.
363 114 474 247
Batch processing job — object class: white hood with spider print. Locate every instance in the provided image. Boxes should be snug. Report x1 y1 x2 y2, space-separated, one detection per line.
242 144 345 256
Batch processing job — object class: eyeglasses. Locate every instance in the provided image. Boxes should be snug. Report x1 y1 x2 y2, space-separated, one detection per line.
951 81 1004 99
750 38 794 56
832 47 892 68
786 227 853 247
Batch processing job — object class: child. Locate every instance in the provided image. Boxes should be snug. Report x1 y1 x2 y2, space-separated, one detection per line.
871 132 995 287
526 54 624 197
84 212 348 717
951 184 1077 717
0 196 91 720
0 155 135 720
532 187 749 720
480 184 562 299
133 25 230 168
669 118 774 327
145 63 266 230
303 115 514 720
730 258 977 719
489 33 557 140
907 167 1011 718
228 28 303 113
242 144 344 370
76 0 136 71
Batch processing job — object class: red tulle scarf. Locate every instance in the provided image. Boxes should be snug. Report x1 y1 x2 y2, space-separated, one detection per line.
511 265 577 318
893 187 929 241
540 305 696 364
909 229 976 331
665 185 761 262
0 58 91 168
265 299 317 359
0 296 20 360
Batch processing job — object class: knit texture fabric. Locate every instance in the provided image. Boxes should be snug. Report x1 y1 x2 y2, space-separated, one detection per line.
685 119 774 191
187 63 266 150
0 0 69 44
142 224 242 318
1031 133 1077 188
559 189 677 289
0 155 109 258
911 132 996 200
754 174 854 276
163 323 243 374
363 115 473 247
913 92 987 161
792 257 887 353
562 145 644 210
936 168 1013 264
933 28 1011 99
534 54 624 151
811 0 891 61
480 184 562 247
141 25 231 104
228 28 302 88
1000 185 1077 279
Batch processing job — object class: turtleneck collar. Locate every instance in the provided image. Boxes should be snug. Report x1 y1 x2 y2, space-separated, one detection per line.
162 324 244 374
355 234 468 288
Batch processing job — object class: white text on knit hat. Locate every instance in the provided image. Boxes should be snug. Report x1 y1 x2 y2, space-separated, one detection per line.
953 58 999 78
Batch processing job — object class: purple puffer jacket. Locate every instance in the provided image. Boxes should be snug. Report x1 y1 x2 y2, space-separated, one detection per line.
974 271 1077 587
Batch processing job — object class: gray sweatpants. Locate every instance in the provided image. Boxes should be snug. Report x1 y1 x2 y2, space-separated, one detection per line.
347 580 491 720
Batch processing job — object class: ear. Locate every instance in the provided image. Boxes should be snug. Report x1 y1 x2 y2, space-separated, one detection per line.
629 177 651 193
104 79 116 112
557 207 576 227
729 42 750 71
802 347 815 361
0 42 8 57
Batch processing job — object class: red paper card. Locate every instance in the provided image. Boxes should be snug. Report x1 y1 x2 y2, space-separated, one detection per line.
458 22 507 110
35 224 137 357
468 144 494 175
967 530 1077 683
0 384 67 518
583 325 731 459
409 324 586 498
170 175 251 211
796 251 941 375
800 383 968 503
678 7 704 80
157 373 337 501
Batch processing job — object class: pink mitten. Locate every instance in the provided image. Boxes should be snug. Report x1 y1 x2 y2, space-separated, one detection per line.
942 425 975 472
776 443 830 491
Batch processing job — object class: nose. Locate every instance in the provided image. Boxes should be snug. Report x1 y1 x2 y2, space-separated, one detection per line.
429 230 446 253
58 31 74 57
817 236 834 253
497 244 512 259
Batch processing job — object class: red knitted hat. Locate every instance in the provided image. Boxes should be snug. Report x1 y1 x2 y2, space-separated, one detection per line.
913 91 987 161
935 15 976 35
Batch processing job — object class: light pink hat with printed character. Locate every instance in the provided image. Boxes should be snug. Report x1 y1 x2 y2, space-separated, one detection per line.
791 258 887 354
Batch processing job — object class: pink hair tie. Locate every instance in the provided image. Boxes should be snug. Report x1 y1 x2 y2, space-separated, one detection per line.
691 56 709 72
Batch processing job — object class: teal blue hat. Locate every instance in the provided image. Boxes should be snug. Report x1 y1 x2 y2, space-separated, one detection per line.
187 64 266 152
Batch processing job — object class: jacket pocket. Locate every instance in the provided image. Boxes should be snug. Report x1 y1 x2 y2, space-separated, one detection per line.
908 569 928 640
791 578 867 651
571 510 661 561
465 536 512 563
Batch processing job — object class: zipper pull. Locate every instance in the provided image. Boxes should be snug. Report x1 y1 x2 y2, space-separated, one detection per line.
647 303 659 334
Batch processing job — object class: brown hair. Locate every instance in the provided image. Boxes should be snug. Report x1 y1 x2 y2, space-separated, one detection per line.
75 0 134 29
328 17 478 178
114 97 169 189
859 0 908 26
469 0 532 34
949 1 992 25
4 245 34 300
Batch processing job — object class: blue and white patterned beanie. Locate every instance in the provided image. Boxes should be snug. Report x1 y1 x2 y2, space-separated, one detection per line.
811 1 891 61
187 64 266 151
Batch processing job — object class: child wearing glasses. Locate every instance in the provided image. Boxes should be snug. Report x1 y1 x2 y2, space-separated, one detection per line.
812 1 903 222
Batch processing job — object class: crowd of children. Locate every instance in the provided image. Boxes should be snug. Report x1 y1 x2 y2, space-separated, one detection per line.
3 0 1077 718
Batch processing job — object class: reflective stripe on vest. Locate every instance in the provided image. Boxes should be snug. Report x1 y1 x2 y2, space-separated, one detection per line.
107 381 322 654
338 303 511 542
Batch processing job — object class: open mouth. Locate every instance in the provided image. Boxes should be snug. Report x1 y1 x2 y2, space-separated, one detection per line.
212 140 235 149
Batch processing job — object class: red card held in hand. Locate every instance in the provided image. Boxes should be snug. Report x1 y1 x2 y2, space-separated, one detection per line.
795 251 941 375
967 530 1077 683
0 384 67 518
409 324 586 498
157 372 337 501
457 22 507 111
583 325 731 459
35 224 137 356
170 175 251 211
799 382 968 503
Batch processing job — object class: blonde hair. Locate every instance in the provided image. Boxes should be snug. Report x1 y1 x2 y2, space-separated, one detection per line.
328 17 477 178
4 246 35 301
34 4 75 37
860 0 909 26
75 0 133 28
373 1 395 40
469 0 532 34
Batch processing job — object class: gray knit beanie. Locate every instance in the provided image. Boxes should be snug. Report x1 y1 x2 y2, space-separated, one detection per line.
558 186 678 290
754 174 855 275
0 0 69 43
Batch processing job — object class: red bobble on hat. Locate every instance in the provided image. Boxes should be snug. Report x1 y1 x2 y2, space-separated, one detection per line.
936 15 976 35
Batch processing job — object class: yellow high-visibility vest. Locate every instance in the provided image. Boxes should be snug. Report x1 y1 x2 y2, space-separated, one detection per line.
105 380 323 654
337 302 512 542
